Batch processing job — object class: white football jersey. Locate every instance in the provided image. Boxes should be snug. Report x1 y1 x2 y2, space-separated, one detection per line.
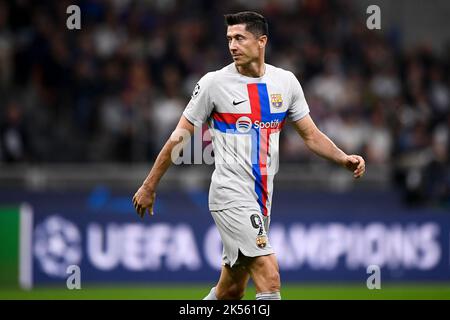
183 63 309 216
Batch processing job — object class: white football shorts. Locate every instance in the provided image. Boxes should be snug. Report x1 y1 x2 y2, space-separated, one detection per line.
210 206 274 267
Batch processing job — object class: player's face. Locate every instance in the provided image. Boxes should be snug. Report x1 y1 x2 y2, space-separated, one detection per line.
227 24 265 66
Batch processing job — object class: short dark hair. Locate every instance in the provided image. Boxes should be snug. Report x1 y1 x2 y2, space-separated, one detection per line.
224 11 268 37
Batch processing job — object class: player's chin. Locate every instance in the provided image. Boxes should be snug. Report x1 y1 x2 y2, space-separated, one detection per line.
233 56 246 65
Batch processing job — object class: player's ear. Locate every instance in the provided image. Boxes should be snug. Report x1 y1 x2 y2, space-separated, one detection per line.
258 35 267 49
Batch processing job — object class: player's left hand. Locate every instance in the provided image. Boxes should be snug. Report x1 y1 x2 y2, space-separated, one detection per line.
343 154 365 179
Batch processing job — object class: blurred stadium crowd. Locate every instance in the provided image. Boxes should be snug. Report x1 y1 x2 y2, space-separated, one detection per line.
0 0 449 206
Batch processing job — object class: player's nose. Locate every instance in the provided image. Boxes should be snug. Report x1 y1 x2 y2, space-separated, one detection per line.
229 39 238 50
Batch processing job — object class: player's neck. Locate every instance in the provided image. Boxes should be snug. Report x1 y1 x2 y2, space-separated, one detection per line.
236 61 266 78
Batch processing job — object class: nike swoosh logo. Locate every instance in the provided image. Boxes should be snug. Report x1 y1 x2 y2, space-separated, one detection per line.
233 99 247 106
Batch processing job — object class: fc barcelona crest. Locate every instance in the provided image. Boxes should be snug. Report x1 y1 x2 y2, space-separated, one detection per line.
271 94 283 108
256 235 268 248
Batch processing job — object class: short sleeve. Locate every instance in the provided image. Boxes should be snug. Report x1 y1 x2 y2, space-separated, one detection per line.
287 72 310 122
183 72 216 126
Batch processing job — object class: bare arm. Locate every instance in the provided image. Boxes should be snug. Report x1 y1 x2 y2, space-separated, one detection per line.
292 114 365 178
132 115 195 218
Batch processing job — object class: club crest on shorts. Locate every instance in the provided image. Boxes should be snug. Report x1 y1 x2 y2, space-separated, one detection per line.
256 235 268 248
270 94 283 109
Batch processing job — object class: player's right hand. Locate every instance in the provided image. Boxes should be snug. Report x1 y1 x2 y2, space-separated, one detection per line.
132 185 156 218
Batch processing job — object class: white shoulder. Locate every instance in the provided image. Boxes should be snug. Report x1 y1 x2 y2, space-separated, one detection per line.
266 64 297 81
192 71 218 98
198 71 218 86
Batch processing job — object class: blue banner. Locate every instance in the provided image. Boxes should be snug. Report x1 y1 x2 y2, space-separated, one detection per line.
2 189 449 286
